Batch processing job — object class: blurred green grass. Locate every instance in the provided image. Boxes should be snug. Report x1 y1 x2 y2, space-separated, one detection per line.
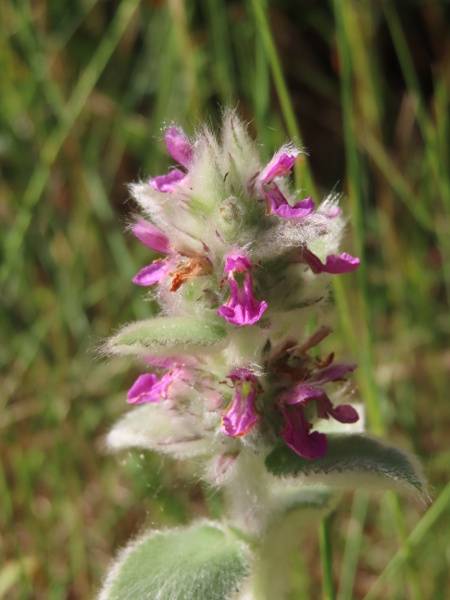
1 1 449 598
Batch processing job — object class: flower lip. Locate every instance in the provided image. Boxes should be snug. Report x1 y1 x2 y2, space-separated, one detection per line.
302 248 360 274
149 168 187 193
310 362 357 384
281 385 325 405
260 149 300 184
224 253 253 273
227 367 258 383
272 195 316 219
280 403 328 459
127 367 188 405
127 372 173 404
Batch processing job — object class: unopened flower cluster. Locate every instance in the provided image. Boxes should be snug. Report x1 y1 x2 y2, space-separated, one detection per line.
121 113 360 471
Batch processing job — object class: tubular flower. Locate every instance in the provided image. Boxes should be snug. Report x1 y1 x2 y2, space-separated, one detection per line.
149 126 193 193
131 220 211 289
126 363 192 405
217 253 267 326
127 371 175 404
279 363 359 459
258 148 316 218
221 369 261 437
131 220 175 287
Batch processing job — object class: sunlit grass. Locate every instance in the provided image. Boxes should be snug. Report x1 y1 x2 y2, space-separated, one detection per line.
1 1 449 598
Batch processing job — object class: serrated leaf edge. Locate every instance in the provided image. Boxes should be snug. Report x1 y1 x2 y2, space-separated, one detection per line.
266 435 430 506
103 317 228 357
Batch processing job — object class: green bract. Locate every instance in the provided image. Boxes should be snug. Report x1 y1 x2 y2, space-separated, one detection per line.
107 316 228 357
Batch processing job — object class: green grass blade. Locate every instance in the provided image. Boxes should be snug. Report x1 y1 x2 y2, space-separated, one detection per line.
1 0 142 286
363 482 450 600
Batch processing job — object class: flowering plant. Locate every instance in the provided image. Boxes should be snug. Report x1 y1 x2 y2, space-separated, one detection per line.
98 113 426 600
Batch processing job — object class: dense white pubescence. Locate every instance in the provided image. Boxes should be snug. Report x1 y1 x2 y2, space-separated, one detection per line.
112 112 363 472
130 116 343 261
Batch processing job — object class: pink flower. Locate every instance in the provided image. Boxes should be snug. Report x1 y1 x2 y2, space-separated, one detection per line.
279 363 359 459
149 127 193 193
127 370 178 404
221 369 261 437
302 247 360 274
258 150 316 219
131 221 174 287
217 253 267 326
280 403 328 460
126 362 193 405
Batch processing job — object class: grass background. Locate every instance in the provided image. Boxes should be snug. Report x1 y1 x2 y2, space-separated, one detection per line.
1 0 449 598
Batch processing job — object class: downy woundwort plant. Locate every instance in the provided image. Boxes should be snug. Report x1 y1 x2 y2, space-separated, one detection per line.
98 111 427 600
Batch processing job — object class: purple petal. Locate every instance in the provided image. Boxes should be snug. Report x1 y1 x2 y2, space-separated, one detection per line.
281 385 324 405
263 184 290 213
127 374 160 404
329 404 359 423
311 363 357 384
217 274 267 326
216 305 235 320
165 127 193 168
127 369 182 405
261 151 298 184
315 394 359 424
224 253 253 273
149 168 187 193
132 221 170 254
274 196 316 219
322 253 360 274
132 260 170 286
280 404 327 459
221 384 260 437
228 367 257 382
302 248 360 274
